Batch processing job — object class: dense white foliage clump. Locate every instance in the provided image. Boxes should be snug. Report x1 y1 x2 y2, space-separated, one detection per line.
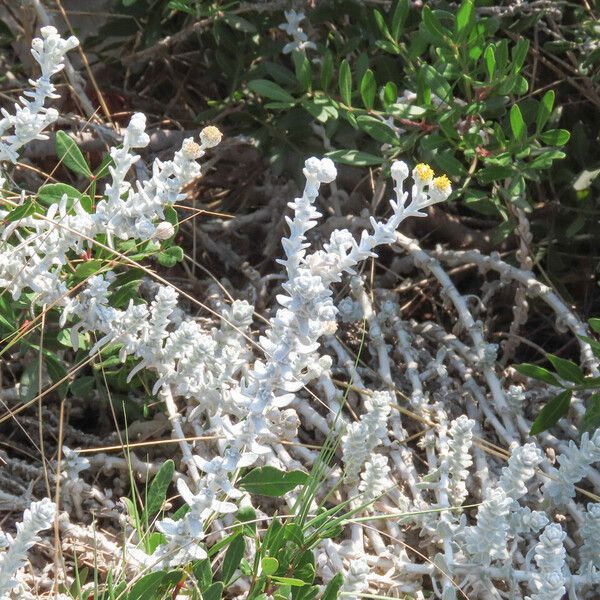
2 27 600 600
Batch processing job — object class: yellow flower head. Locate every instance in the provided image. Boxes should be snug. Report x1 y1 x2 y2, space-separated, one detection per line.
432 174 452 197
200 125 223 149
414 163 434 184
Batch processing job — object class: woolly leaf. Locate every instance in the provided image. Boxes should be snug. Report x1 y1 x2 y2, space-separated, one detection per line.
530 390 572 435
238 466 308 497
56 130 92 178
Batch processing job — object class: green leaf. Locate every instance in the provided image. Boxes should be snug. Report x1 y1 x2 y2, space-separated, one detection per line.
360 69 376 110
55 130 92 178
156 245 184 268
511 38 530 73
484 45 496 79
271 576 306 587
536 90 554 133
539 129 570 146
356 115 397 145
70 376 94 398
202 582 224 600
510 104 526 141
373 9 391 41
19 361 40 403
6 199 38 223
422 7 449 44
320 50 334 90
193 559 212 589
383 81 398 107
530 390 572 435
235 506 257 536
292 51 312 91
420 64 452 104
391 0 409 40
455 0 474 38
222 535 245 584
126 571 183 600
221 13 256 33
74 260 104 281
37 183 82 207
547 354 585 384
589 318 600 334
322 574 344 600
143 459 174 520
45 353 68 400
261 557 279 576
238 466 308 497
580 394 600 435
514 363 561 386
338 60 352 106
476 165 515 184
248 79 295 103
325 150 384 167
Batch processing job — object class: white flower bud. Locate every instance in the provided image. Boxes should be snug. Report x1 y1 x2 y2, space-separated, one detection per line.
154 221 175 240
303 157 337 184
391 160 409 183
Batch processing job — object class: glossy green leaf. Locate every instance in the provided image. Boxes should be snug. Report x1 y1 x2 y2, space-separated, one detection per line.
391 0 409 40
238 466 308 497
338 60 352 106
356 115 397 144
422 7 449 44
455 0 474 37
38 183 82 207
325 149 384 167
203 582 224 600
222 535 245 584
156 245 184 268
320 50 334 90
322 573 344 600
6 199 38 223
547 354 584 384
580 394 600 435
248 79 295 103
510 104 526 140
539 129 570 146
56 130 92 178
360 69 376 110
143 459 174 520
514 363 561 386
530 390 572 435
484 45 496 79
536 90 554 133
261 556 279 576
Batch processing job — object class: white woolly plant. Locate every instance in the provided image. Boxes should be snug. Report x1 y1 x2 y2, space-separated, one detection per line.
0 498 55 599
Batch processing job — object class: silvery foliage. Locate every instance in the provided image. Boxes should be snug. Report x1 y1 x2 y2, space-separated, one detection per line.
0 498 55 599
3 27 600 600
